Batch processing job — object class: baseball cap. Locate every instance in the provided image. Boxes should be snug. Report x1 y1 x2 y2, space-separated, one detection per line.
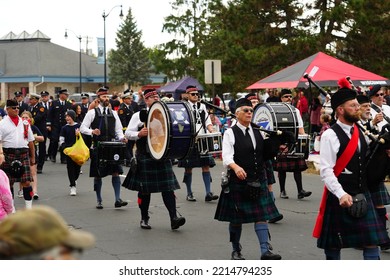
0 206 95 258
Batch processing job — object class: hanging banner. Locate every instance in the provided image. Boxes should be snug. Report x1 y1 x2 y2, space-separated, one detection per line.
97 37 104 65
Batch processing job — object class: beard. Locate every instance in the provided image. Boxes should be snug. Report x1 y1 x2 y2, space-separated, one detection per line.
344 110 360 123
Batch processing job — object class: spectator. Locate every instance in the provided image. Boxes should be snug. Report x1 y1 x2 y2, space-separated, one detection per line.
309 97 322 134
0 169 13 221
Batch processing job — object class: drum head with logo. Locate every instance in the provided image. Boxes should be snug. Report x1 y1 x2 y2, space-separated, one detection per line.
252 102 298 137
147 102 170 160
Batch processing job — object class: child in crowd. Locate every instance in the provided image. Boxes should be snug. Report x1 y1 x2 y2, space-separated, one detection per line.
0 169 13 221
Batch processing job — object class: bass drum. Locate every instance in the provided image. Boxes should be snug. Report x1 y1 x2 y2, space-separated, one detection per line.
147 101 195 160
252 102 299 138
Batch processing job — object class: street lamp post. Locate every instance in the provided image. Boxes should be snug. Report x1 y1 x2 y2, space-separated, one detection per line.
64 29 82 93
102 5 123 87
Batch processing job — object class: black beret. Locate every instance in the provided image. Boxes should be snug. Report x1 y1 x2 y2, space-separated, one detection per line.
356 94 370 104
245 93 258 100
368 85 382 98
58 89 69 95
235 98 252 109
280 89 292 97
331 88 357 111
6 99 18 107
40 91 49 96
14 91 22 97
144 88 158 99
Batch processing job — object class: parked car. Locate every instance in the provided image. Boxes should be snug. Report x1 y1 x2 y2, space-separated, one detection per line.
68 92 97 104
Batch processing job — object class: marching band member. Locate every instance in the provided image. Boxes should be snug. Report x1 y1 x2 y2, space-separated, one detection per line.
274 89 312 200
123 89 186 231
177 85 219 202
315 85 388 259
80 87 128 210
214 97 282 260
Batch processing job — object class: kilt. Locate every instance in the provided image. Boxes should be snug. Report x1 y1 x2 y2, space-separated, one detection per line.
1 148 32 184
370 181 390 207
317 191 390 249
177 148 216 168
89 148 123 178
265 160 276 185
214 181 280 224
122 154 180 193
274 155 307 172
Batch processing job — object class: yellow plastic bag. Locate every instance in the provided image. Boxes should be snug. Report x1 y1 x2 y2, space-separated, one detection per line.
63 135 90 166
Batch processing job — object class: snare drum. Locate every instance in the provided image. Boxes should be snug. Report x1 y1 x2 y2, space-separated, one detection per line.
147 101 195 160
294 135 310 159
252 102 298 138
97 141 127 165
196 132 222 157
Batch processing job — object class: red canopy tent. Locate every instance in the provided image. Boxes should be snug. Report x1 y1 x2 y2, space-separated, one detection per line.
247 52 389 89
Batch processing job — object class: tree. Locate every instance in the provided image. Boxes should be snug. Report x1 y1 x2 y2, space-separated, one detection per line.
109 8 152 87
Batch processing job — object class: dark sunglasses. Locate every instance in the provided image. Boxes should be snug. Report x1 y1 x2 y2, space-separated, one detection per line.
241 108 254 113
10 106 19 110
282 95 293 98
190 92 199 96
375 93 384 97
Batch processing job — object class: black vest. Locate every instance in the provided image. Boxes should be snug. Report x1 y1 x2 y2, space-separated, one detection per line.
230 124 265 183
91 108 116 142
332 123 368 195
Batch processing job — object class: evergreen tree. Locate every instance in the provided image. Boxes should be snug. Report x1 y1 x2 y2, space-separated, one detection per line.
109 7 152 87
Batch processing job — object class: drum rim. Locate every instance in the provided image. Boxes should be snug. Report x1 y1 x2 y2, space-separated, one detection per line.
147 101 171 160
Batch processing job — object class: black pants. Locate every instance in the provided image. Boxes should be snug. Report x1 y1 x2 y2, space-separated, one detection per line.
66 156 81 187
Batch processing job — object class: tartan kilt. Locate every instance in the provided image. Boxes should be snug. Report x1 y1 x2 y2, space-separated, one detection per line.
177 148 216 168
274 155 307 172
214 182 280 224
89 148 123 178
370 181 390 206
1 148 32 184
317 191 390 249
122 154 180 193
265 160 276 185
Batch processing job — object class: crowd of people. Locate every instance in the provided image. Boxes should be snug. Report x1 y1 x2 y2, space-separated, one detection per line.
0 81 389 260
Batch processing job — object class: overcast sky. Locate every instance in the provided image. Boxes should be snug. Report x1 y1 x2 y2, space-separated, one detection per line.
0 0 176 54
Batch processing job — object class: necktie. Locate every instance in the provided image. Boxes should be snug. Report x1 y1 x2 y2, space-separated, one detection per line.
193 104 197 111
245 127 250 137
103 107 106 115
350 126 354 135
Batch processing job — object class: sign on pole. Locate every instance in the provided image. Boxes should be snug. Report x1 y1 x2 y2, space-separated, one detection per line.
204 60 221 84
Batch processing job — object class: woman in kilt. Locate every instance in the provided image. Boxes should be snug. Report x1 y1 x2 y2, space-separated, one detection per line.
317 86 389 259
123 89 186 231
274 89 312 200
214 98 282 260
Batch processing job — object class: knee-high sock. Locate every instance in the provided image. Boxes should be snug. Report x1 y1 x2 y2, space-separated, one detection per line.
254 223 270 254
94 178 102 202
138 192 151 221
278 171 286 192
162 191 176 220
23 186 33 201
112 176 121 201
363 247 380 260
202 171 211 194
229 223 242 252
183 173 192 195
293 171 303 192
324 249 341 260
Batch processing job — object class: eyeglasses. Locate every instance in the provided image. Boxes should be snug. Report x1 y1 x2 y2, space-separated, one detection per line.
239 108 254 113
282 95 293 98
190 92 199 96
375 93 384 97
10 106 19 110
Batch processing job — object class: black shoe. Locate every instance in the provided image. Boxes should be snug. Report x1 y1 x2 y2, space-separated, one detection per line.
231 251 245 260
280 191 289 199
205 192 219 202
186 194 196 202
115 198 128 208
37 168 42 174
96 202 103 209
171 216 186 230
261 250 282 260
298 190 312 199
381 242 390 251
50 156 56 163
268 214 283 224
140 219 152 229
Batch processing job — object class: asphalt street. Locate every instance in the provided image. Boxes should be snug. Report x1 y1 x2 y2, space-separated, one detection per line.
12 157 390 260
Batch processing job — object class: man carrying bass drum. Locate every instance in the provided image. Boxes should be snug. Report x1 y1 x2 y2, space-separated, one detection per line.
123 89 186 231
